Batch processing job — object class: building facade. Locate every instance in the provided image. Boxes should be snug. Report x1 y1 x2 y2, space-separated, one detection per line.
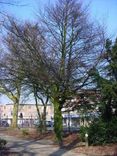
0 104 54 126
0 103 90 128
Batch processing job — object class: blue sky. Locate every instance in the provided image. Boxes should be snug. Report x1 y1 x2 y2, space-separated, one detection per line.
0 0 117 104
3 0 117 38
86 0 117 38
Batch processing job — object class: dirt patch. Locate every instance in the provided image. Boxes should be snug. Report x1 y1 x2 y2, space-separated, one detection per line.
73 144 117 156
62 133 117 156
0 127 55 140
0 128 116 156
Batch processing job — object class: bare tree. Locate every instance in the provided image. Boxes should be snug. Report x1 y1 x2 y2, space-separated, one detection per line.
33 84 49 133
2 19 50 131
22 79 50 133
37 0 105 144
2 0 105 144
0 52 23 128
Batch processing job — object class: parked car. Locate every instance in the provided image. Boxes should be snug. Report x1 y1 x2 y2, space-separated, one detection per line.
0 120 9 127
34 120 53 130
18 120 30 128
63 126 80 133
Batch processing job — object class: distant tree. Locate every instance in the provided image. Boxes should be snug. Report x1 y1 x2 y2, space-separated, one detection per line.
32 84 49 133
2 19 50 131
23 80 50 133
0 52 23 128
0 1 24 129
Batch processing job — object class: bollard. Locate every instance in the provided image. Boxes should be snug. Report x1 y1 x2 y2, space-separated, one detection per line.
85 133 88 147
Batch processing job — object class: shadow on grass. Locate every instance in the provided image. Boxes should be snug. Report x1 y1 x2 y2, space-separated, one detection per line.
4 133 79 156
49 136 79 156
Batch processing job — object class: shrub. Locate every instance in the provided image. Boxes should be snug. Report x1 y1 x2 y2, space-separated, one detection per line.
79 126 89 142
0 138 7 149
88 117 117 145
22 129 29 136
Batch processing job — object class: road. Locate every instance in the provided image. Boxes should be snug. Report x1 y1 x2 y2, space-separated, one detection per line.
0 134 87 156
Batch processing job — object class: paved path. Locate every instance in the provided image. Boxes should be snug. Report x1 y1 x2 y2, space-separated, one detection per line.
0 134 86 156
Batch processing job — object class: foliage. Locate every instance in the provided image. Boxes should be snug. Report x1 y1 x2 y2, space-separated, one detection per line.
88 117 117 145
22 129 29 136
0 138 7 149
79 125 89 142
90 38 117 122
82 38 117 146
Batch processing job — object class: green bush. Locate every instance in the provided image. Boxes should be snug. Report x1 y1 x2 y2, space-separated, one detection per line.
79 126 89 142
88 117 117 145
0 138 7 149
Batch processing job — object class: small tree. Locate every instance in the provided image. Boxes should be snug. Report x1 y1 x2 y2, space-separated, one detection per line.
23 81 50 133
0 53 23 128
2 19 49 130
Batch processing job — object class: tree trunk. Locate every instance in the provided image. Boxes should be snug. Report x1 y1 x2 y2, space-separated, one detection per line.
42 105 47 132
35 99 43 133
11 102 19 128
33 89 43 134
53 99 63 146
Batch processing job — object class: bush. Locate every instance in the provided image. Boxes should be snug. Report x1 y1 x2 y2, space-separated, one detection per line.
88 117 117 145
79 126 89 142
0 138 7 149
22 129 29 136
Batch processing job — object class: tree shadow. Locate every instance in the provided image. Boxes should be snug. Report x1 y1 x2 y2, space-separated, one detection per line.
4 139 40 156
0 131 80 156
5 136 55 156
49 137 79 156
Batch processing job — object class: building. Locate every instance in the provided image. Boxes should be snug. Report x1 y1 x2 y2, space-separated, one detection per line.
0 104 54 126
0 102 96 128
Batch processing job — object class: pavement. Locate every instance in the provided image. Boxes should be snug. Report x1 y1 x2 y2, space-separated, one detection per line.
0 134 87 156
